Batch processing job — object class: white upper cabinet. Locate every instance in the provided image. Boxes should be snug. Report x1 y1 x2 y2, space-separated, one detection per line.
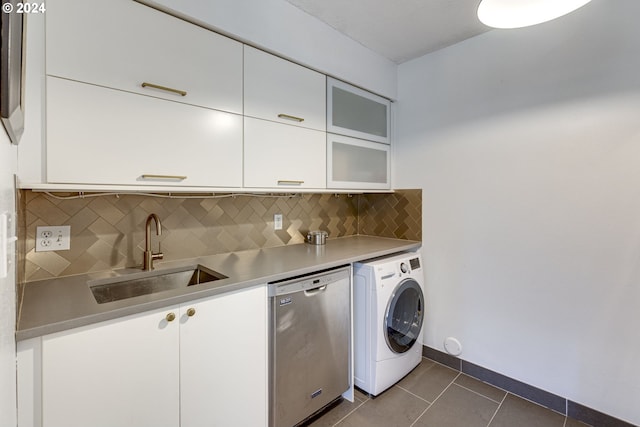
327 77 391 144
327 133 390 190
244 46 326 131
45 0 243 114
244 117 326 190
22 0 393 192
47 77 243 188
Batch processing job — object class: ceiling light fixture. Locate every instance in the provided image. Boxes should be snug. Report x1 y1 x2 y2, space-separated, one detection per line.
477 0 593 29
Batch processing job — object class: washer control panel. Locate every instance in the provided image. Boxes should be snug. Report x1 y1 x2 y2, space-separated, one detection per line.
372 253 422 282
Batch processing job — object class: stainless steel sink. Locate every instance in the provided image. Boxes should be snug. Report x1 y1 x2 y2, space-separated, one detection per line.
88 265 227 304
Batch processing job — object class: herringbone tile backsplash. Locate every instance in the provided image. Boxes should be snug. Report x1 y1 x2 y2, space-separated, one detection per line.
19 189 421 281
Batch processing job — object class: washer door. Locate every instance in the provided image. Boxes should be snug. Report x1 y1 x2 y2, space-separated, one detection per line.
384 278 424 354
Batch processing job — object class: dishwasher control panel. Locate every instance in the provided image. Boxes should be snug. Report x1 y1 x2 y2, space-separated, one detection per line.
268 266 350 297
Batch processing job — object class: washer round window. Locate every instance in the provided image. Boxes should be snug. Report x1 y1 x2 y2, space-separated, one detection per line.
385 278 424 354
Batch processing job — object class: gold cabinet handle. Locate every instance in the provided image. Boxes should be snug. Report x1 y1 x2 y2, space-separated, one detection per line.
277 180 304 186
140 174 187 181
166 312 176 322
141 82 187 97
186 308 196 317
277 113 304 123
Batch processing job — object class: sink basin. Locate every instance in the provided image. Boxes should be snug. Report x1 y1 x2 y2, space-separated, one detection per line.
88 265 227 304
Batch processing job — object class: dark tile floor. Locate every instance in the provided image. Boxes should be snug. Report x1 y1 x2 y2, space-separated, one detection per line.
307 358 590 427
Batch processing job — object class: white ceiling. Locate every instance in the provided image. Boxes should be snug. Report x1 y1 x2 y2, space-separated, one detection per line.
285 0 491 64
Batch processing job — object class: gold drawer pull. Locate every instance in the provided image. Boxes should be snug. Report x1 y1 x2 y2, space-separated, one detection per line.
277 180 304 186
141 174 187 181
277 113 304 123
186 308 196 317
141 82 187 97
166 312 176 322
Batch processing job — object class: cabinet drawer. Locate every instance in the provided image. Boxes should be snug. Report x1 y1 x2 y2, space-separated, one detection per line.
46 0 243 114
327 133 390 190
327 77 390 144
244 46 326 131
244 118 326 189
46 77 243 188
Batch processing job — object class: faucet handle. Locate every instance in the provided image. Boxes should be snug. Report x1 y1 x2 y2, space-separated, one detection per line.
154 242 164 260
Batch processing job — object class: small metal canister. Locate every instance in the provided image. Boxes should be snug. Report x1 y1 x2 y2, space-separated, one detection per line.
306 230 328 245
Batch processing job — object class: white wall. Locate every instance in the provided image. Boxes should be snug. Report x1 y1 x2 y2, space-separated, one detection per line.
0 132 18 426
140 0 397 99
396 0 640 424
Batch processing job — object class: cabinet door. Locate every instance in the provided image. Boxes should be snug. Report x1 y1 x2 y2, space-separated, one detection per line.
244 46 326 131
179 286 268 427
46 0 243 114
327 133 390 190
244 118 326 189
327 77 391 144
46 77 243 188
41 306 180 427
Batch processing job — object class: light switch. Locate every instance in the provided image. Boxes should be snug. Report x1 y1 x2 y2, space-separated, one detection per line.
274 214 283 230
0 212 16 279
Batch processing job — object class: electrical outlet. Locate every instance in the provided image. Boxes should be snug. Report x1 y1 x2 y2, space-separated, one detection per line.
36 225 71 252
274 214 283 230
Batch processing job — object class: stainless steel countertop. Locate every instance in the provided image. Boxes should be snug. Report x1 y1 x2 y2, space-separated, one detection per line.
17 235 421 341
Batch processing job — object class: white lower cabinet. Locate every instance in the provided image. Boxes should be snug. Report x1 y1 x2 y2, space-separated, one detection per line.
17 286 267 427
244 117 326 189
180 287 268 427
46 76 243 188
41 306 181 427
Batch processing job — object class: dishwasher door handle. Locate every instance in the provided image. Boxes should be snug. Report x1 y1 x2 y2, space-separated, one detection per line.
304 285 328 296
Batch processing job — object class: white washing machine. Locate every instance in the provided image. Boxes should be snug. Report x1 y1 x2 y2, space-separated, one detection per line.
353 251 425 396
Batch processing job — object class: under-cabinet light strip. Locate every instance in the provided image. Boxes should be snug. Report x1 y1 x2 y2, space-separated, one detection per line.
41 191 310 200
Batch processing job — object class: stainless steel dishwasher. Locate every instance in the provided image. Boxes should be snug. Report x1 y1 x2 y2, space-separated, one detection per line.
269 266 351 427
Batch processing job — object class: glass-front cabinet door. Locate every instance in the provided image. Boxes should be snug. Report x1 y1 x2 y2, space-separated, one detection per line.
327 77 391 144
327 133 390 190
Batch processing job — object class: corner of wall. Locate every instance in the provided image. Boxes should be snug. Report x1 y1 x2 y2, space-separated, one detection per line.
358 189 422 241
